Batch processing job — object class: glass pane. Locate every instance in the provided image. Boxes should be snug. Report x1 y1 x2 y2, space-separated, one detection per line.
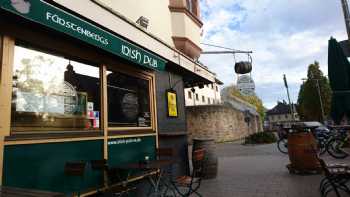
11 46 101 132
107 70 151 127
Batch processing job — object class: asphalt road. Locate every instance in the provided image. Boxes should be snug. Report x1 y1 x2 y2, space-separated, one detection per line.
197 142 350 197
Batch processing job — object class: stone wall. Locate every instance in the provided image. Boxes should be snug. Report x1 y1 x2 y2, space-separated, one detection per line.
186 104 261 143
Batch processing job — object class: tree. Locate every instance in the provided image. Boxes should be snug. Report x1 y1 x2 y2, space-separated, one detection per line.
225 85 265 120
15 55 57 93
297 61 332 122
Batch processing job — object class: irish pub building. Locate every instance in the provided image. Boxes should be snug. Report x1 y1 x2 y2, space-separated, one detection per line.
0 0 214 195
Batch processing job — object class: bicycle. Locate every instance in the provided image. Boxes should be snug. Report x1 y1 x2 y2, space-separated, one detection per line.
312 126 333 155
276 125 332 155
326 126 350 159
277 128 289 154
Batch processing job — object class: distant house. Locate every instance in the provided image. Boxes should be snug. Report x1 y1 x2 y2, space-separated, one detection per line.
185 77 223 106
265 101 299 130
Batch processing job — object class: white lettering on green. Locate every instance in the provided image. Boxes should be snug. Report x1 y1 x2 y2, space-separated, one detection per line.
121 45 142 63
143 56 158 68
46 11 109 46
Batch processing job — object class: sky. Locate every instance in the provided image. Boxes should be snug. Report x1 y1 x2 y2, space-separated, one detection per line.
199 0 348 109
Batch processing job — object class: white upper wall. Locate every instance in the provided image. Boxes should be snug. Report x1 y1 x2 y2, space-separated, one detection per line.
98 0 175 47
171 12 201 47
52 0 215 82
185 83 221 106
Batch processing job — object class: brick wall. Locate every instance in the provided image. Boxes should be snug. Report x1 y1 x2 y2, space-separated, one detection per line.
186 104 261 143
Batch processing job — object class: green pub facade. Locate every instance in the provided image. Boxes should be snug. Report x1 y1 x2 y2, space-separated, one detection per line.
0 0 214 195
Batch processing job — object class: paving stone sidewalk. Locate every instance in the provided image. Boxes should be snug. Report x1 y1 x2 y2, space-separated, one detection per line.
198 142 350 197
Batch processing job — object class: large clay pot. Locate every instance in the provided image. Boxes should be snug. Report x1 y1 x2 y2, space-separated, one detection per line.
235 61 252 74
193 138 218 179
288 132 320 171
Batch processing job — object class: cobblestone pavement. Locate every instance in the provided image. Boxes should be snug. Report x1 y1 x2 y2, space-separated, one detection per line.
198 142 350 197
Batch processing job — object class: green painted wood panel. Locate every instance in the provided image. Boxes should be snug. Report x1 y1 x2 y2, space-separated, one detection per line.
3 140 104 194
107 136 156 166
3 136 156 195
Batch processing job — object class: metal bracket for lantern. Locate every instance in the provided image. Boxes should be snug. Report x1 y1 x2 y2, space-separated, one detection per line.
201 43 253 76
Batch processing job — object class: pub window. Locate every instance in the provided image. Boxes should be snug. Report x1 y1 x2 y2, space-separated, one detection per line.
207 98 210 104
107 70 151 128
202 95 205 102
195 94 199 101
11 45 101 133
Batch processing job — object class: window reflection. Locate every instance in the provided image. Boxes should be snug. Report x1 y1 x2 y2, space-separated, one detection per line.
11 46 100 132
107 70 151 127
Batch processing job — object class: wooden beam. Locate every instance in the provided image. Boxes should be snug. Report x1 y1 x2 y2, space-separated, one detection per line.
100 65 108 160
0 36 14 137
0 36 2 81
0 35 14 186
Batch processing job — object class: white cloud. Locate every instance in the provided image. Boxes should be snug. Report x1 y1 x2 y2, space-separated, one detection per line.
199 0 348 109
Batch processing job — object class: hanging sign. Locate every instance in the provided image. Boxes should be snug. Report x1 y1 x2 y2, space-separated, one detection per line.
0 0 166 71
166 89 178 117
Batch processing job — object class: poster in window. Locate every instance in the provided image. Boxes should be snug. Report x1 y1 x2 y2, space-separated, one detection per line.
167 90 178 117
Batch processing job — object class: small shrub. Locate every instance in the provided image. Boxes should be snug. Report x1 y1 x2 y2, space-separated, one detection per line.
244 132 277 145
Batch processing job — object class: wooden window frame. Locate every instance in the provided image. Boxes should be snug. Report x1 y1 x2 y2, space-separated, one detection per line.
4 36 157 138
106 62 156 133
0 36 15 137
9 44 103 135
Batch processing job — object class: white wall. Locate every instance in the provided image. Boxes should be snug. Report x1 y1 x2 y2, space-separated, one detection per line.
185 83 221 106
52 0 216 82
268 113 299 123
98 0 174 47
170 12 202 47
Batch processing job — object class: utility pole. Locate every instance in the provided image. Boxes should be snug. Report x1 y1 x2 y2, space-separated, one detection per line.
283 74 296 121
310 72 326 124
341 0 350 40
315 79 326 124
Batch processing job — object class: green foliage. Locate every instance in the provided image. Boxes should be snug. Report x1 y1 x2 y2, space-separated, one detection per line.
227 86 265 120
15 55 55 93
297 61 332 121
244 132 277 144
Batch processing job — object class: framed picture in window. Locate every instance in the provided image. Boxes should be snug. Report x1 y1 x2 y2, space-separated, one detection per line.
166 89 178 117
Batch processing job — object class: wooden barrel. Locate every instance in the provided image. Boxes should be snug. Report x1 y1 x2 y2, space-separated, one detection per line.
193 138 218 179
234 61 252 74
287 132 320 171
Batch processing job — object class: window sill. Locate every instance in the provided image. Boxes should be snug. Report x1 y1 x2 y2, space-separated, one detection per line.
158 132 187 137
108 130 156 137
5 131 103 143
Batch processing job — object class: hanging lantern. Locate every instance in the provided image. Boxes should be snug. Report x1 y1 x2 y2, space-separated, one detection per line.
235 61 252 74
234 53 253 74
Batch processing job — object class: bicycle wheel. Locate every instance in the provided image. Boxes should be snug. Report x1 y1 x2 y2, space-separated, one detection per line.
277 138 288 154
317 140 327 155
326 138 349 159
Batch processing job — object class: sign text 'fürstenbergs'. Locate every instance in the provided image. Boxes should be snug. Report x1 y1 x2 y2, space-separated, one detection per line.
1 0 166 71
